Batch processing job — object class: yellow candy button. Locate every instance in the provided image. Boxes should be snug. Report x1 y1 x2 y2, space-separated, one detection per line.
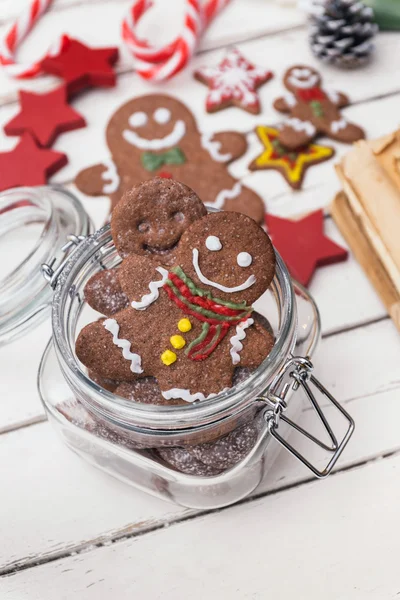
161 350 177 366
170 335 186 350
178 318 192 333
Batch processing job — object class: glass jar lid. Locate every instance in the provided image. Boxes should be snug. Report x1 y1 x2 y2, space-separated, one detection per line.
0 186 91 345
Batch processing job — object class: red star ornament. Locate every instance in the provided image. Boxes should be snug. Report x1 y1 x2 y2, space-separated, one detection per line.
194 48 273 114
0 133 67 192
4 85 86 147
265 211 348 286
40 36 119 97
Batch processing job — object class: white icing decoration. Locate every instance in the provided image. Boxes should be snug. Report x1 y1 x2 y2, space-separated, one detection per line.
229 318 254 365
101 158 120 194
162 387 230 403
154 107 171 124
192 248 256 293
286 117 316 137
237 252 252 267
103 318 143 374
288 69 319 89
326 89 340 104
123 120 186 151
130 267 168 310
129 111 148 127
331 118 347 134
201 133 232 162
283 92 297 108
206 235 222 251
196 48 271 109
209 181 242 210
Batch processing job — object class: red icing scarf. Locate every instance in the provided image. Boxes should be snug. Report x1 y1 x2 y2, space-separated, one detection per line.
296 87 326 103
163 267 252 361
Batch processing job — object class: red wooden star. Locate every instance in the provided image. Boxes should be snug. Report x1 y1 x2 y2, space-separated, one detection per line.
40 35 119 96
0 133 67 192
4 85 86 147
265 211 348 286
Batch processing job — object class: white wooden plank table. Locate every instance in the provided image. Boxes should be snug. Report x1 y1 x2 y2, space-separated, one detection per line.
0 1 399 598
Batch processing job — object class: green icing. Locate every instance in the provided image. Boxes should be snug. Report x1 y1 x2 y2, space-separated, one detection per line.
272 139 287 156
310 101 324 118
165 278 250 322
141 147 186 172
172 266 250 311
186 322 209 354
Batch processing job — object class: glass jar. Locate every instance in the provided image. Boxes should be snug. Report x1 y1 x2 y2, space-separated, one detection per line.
0 187 91 432
38 224 354 509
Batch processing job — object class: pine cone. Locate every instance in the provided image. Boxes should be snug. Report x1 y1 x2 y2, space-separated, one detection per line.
309 0 378 68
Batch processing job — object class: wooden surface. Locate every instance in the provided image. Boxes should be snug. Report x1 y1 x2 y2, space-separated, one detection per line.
0 1 399 598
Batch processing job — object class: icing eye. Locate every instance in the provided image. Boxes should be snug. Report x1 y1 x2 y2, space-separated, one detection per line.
137 221 150 233
171 211 184 223
206 236 222 251
154 108 171 125
129 111 148 128
237 252 252 267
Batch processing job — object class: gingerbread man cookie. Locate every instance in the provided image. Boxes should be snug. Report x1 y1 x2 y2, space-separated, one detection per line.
75 94 265 222
274 65 365 150
76 211 275 402
84 179 207 317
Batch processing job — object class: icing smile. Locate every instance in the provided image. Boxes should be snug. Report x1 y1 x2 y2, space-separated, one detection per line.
192 248 256 293
123 120 186 151
288 68 318 89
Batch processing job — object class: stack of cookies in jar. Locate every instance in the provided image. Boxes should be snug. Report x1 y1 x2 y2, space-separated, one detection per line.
72 178 277 475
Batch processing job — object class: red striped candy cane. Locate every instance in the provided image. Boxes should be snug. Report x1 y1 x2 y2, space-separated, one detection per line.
0 0 68 78
122 0 231 81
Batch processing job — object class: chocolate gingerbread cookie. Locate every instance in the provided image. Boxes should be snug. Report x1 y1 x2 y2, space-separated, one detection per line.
274 65 365 150
76 211 276 402
84 179 207 316
75 94 265 222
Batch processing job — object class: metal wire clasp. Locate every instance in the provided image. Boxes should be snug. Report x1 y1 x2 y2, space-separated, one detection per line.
42 234 87 289
259 356 355 479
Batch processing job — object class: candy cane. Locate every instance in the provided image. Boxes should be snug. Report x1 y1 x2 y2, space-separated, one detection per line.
122 0 231 81
0 0 231 81
0 0 62 78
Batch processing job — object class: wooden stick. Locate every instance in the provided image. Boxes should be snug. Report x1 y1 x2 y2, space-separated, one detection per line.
331 191 400 333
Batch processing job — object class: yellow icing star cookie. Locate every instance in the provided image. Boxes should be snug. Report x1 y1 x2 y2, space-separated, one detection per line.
249 126 334 190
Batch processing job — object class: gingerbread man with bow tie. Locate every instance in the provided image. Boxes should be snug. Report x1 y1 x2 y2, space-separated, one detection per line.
274 65 365 150
75 94 265 223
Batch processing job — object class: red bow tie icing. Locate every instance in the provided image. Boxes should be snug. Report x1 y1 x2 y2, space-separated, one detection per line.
296 87 326 103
